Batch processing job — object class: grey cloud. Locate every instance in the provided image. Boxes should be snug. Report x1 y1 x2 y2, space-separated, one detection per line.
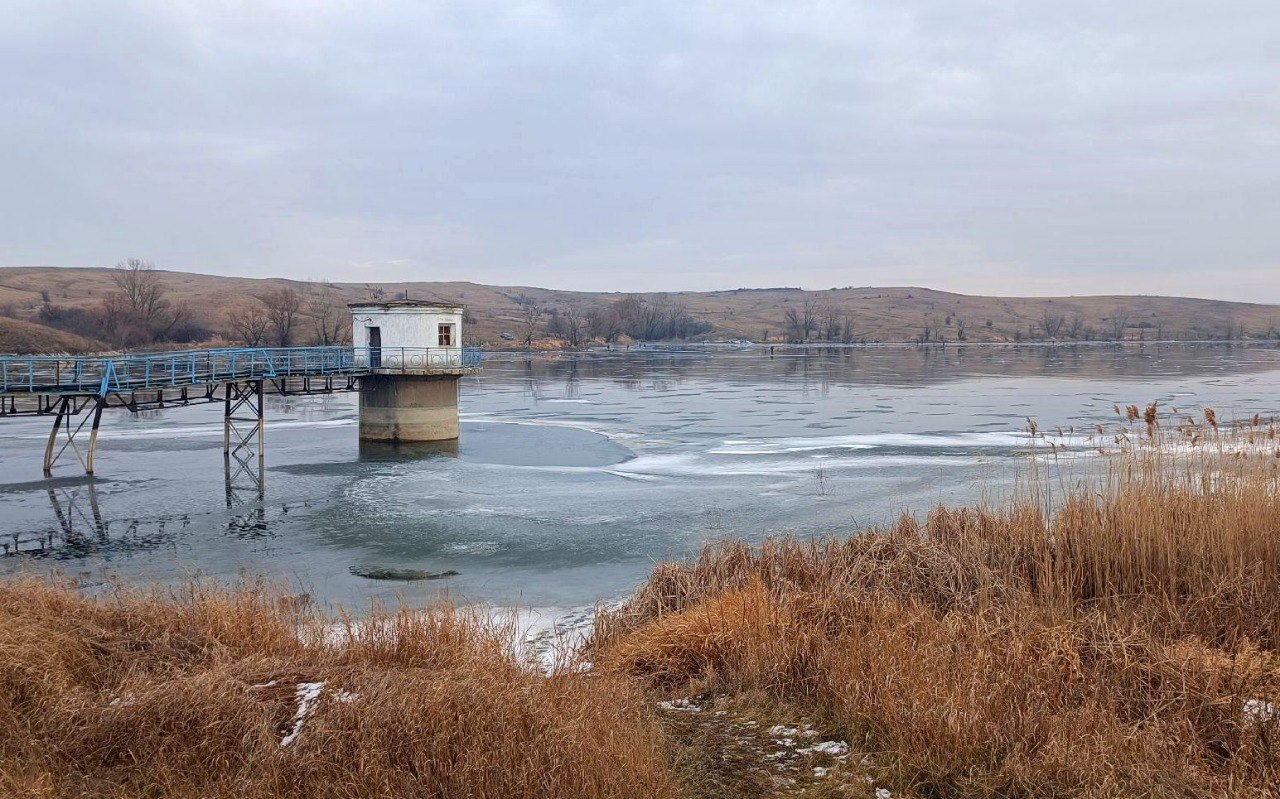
1 1 1278 299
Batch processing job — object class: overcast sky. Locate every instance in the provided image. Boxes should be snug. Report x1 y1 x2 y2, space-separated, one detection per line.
2 2 1278 299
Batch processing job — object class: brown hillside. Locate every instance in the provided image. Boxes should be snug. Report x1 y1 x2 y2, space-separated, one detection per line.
1 266 1278 350
0 316 101 355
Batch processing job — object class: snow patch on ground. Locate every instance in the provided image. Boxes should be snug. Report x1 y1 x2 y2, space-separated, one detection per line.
514 604 606 673
656 698 701 712
275 681 360 748
1244 698 1275 724
653 697 858 790
797 740 850 757
280 681 326 748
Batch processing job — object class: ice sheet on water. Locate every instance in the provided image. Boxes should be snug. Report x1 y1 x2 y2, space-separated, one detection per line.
610 451 978 479
709 430 1080 456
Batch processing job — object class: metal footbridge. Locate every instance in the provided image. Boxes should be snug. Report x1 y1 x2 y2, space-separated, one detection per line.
0 345 481 475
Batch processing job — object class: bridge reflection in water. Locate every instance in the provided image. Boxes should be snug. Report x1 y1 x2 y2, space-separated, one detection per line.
2 452 272 560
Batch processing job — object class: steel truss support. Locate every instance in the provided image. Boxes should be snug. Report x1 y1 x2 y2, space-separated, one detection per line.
223 380 265 463
223 383 266 532
42 396 106 475
224 448 265 508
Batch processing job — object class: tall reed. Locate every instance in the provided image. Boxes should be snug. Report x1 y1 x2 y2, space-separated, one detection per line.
593 409 1280 797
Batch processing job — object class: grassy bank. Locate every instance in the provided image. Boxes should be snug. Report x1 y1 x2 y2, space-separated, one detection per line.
595 409 1280 797
0 587 676 798
3 409 1279 797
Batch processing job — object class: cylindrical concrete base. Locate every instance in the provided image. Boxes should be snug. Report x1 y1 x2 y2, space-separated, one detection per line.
358 374 460 441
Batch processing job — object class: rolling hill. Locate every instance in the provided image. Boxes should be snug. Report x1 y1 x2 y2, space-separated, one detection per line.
1 266 1278 353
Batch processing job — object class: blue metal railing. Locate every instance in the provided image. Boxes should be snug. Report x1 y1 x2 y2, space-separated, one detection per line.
0 346 483 396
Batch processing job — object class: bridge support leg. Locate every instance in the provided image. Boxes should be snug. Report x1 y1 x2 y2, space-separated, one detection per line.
42 397 70 475
256 379 264 464
43 397 103 476
224 380 266 462
85 398 105 476
223 383 231 454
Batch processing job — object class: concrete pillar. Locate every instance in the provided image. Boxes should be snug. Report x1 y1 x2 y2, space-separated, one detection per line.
358 374 460 441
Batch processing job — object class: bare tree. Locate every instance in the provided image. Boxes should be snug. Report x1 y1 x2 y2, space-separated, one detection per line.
560 307 586 347
226 304 270 346
783 307 806 342
665 301 707 339
783 297 821 342
639 295 675 340
103 258 189 345
1065 314 1086 340
803 298 820 340
637 301 668 340
840 310 857 344
955 317 967 341
307 282 349 345
95 291 130 344
1109 308 1131 341
586 307 623 343
259 286 303 347
111 259 167 322
544 305 594 347
518 299 542 347
1038 309 1066 340
821 305 841 341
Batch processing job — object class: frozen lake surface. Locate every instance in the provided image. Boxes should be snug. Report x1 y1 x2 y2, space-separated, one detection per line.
2 343 1279 616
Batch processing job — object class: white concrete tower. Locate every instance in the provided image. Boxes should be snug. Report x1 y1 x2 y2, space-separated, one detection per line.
348 300 475 441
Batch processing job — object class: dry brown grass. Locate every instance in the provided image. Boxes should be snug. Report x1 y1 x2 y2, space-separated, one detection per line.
0 315 101 354
593 411 1280 798
0 582 678 799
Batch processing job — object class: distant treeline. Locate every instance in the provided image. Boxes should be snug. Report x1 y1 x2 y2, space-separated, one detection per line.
521 294 715 347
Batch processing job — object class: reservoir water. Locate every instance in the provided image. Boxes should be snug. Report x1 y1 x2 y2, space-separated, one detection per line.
2 343 1278 618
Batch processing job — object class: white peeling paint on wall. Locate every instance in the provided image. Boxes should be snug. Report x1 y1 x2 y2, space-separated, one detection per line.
349 303 464 368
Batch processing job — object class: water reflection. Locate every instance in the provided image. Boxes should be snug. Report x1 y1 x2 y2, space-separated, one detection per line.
1 481 194 559
224 450 268 538
358 439 461 461
480 342 1280 389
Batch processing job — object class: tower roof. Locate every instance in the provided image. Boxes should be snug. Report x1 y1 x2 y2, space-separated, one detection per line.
348 299 462 310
